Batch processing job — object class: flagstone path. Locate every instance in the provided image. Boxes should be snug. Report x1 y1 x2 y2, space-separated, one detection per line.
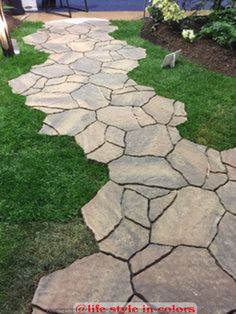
9 19 236 314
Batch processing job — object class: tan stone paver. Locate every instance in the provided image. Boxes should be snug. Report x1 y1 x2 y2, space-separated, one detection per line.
8 18 236 314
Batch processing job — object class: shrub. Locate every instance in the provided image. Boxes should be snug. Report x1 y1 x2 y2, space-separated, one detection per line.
208 8 236 24
200 20 236 48
148 0 185 25
200 8 236 48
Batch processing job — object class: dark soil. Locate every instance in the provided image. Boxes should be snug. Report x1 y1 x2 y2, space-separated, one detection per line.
141 19 236 77
6 14 21 32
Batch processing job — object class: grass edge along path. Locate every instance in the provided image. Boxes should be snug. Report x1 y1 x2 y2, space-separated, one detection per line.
0 21 107 314
112 19 236 151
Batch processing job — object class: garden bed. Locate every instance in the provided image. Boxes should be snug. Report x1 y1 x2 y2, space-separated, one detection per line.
141 18 236 77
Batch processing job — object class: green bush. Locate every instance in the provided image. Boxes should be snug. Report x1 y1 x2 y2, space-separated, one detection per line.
147 5 163 27
148 0 184 26
208 8 236 24
200 8 236 48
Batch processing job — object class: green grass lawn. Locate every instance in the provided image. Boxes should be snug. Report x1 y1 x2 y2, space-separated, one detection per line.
112 20 236 150
0 22 107 314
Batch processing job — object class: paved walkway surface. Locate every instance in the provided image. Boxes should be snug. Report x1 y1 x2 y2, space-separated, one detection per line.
9 19 236 314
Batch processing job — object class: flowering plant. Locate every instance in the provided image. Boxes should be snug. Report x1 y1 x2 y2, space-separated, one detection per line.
182 29 196 42
151 0 185 23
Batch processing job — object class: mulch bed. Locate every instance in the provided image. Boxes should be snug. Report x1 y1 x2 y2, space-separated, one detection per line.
141 19 236 77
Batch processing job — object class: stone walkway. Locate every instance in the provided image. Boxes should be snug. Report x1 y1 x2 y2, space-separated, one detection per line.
9 19 236 314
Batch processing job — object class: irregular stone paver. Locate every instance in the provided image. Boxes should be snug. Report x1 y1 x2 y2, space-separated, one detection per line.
8 18 236 312
122 190 149 227
67 23 90 35
46 76 67 86
42 82 82 93
124 185 170 199
90 72 127 90
104 59 138 71
85 50 113 62
207 148 226 173
39 123 58 136
82 181 123 241
173 101 186 116
33 77 47 89
9 72 40 94
151 187 225 247
143 95 174 124
210 212 236 279
125 125 173 157
130 244 172 274
67 40 95 52
44 109 96 136
71 57 101 74
99 219 149 259
168 139 208 186
41 41 71 53
97 106 140 131
50 52 83 64
203 172 228 190
133 247 236 314
87 142 123 163
32 253 132 309
132 107 156 127
217 181 236 214
31 64 73 78
109 156 187 189
149 191 177 222
227 165 236 181
118 47 146 60
26 93 78 110
72 83 109 110
168 115 187 126
167 126 181 144
106 126 125 147
111 90 155 107
24 30 49 44
221 148 236 167
75 121 106 154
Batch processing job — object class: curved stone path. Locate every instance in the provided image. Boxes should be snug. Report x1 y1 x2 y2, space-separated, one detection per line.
9 19 236 314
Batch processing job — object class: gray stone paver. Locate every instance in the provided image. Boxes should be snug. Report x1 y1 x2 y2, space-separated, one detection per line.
151 187 225 247
122 189 149 227
75 121 106 154
149 191 177 222
99 219 149 259
72 83 109 110
9 18 236 313
133 247 236 314
111 90 155 107
70 57 101 74
109 156 187 188
125 125 173 157
167 139 208 186
210 212 236 279
82 181 123 241
130 244 172 274
43 108 96 135
31 63 74 78
217 181 236 214
32 253 133 308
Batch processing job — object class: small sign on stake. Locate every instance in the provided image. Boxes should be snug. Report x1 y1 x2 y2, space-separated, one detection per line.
161 50 181 68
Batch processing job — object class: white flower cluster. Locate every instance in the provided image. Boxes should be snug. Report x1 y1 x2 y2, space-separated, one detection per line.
182 29 196 42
